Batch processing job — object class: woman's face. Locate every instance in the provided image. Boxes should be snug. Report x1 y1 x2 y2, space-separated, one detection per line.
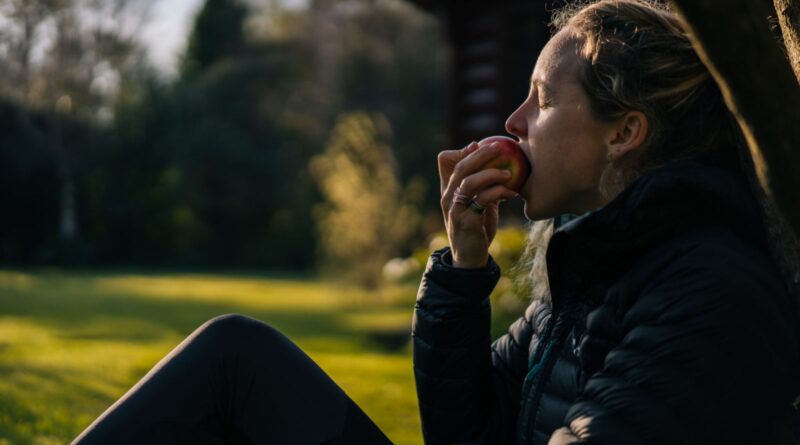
506 30 617 221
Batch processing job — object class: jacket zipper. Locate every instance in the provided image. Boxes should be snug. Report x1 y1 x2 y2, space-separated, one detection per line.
517 297 576 444
516 314 554 444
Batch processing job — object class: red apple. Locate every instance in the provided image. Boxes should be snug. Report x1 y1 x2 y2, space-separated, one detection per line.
478 135 531 193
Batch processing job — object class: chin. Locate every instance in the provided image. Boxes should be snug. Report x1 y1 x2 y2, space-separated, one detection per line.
522 200 559 222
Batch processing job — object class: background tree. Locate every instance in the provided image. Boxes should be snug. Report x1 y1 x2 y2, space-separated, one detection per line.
86 0 319 267
180 0 248 79
323 0 446 209
667 0 800 235
0 0 147 261
310 112 424 288
667 0 800 305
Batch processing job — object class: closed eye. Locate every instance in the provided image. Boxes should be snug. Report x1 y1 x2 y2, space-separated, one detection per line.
530 78 554 109
538 96 552 109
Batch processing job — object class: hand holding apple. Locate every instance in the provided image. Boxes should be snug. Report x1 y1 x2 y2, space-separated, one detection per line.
436 138 528 268
477 136 531 193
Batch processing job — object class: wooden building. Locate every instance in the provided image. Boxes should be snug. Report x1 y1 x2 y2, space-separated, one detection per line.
406 1 554 147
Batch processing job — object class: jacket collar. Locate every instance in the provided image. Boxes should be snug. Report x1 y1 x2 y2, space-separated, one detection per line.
545 158 768 304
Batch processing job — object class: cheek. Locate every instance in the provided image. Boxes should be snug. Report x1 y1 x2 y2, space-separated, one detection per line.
533 116 605 190
531 118 574 172
522 133 579 218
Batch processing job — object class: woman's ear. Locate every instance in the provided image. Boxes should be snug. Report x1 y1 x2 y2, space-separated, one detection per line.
606 111 648 161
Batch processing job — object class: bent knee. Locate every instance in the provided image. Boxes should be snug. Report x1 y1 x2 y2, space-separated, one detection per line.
192 314 299 359
205 313 256 330
197 313 279 343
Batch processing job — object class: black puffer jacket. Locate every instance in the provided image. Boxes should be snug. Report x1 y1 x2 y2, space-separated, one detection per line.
413 159 800 444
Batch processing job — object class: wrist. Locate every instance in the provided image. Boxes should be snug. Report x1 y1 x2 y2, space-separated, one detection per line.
450 251 489 269
421 247 502 304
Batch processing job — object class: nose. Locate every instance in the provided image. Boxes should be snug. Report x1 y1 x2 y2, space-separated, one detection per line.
505 100 528 140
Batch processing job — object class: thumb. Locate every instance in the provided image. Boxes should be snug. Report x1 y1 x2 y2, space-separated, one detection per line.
485 202 500 242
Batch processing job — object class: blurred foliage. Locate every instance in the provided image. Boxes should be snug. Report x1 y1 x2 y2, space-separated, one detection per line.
82 45 318 268
328 0 447 196
311 112 424 288
489 225 533 315
0 0 447 271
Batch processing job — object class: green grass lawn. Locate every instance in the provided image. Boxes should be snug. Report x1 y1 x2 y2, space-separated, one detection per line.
0 270 427 445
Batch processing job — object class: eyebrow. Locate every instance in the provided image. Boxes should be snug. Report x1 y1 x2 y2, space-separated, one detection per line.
530 77 555 96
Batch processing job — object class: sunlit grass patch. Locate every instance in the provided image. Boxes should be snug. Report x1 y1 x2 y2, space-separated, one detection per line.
341 311 412 332
0 270 423 445
312 351 419 445
91 274 347 311
0 271 35 288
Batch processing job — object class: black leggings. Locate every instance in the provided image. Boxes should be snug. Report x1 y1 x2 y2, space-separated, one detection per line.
72 314 393 445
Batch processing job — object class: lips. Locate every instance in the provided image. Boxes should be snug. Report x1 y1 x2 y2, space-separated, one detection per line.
516 142 535 197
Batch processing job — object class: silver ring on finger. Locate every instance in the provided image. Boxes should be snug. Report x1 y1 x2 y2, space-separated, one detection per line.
467 199 486 215
453 187 472 206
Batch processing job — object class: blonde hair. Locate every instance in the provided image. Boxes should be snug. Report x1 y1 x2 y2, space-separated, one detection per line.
514 219 553 302
517 0 800 306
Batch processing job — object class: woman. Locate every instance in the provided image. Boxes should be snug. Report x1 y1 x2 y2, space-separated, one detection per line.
74 1 800 444
414 1 800 444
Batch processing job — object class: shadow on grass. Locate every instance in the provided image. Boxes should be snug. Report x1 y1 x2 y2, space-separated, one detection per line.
0 272 411 351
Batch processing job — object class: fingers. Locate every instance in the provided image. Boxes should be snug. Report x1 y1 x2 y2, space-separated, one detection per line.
446 182 518 225
467 184 520 214
445 184 514 268
455 168 512 199
440 168 512 214
442 142 504 200
438 142 480 194
483 202 500 243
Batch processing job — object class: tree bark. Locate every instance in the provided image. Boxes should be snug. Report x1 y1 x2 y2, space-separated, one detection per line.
775 0 800 83
669 0 800 237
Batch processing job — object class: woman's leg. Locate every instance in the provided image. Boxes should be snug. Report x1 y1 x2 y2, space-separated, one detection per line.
72 314 392 445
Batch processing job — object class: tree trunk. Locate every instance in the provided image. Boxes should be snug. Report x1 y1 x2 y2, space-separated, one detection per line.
52 116 77 242
775 0 800 83
669 0 800 237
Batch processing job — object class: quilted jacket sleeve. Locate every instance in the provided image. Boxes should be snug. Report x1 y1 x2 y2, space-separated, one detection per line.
547 241 800 445
413 246 550 444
